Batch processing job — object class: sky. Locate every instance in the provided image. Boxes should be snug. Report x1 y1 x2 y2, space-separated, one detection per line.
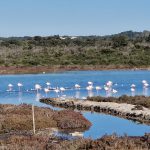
0 0 150 36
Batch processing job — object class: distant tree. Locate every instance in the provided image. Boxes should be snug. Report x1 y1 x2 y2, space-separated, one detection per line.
112 36 128 48
146 35 150 42
1 39 21 47
33 36 42 41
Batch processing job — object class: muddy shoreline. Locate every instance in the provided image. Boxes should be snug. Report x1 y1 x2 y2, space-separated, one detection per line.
40 97 150 125
0 65 150 74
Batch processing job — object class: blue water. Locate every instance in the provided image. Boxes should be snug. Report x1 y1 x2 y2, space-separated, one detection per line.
83 112 150 139
0 70 150 139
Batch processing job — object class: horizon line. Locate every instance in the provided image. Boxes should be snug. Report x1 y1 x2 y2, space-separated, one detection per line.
0 30 150 38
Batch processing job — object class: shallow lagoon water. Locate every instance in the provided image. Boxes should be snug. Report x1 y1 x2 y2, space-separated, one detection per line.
83 112 150 139
1 70 150 139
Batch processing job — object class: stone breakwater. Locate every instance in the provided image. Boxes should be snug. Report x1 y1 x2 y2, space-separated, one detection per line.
40 98 150 125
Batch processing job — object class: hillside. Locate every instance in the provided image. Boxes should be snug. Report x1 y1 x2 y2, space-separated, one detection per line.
0 31 150 68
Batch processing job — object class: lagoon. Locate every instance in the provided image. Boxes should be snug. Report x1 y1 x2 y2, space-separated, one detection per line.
1 70 150 139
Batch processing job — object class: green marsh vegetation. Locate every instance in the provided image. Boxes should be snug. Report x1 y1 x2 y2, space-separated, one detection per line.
0 31 150 67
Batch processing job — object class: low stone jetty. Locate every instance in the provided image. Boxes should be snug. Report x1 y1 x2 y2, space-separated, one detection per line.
40 98 150 125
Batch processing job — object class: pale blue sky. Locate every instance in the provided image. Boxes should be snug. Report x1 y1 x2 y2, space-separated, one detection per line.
0 0 150 36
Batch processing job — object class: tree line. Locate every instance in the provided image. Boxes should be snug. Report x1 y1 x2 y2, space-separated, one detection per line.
0 30 150 67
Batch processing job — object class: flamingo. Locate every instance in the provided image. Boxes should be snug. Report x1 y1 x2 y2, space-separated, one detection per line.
46 82 51 89
95 86 101 95
142 80 147 84
142 80 149 88
60 87 65 92
144 82 149 88
17 83 23 92
75 84 80 89
131 87 135 96
106 81 113 87
131 84 136 88
54 88 60 93
95 86 101 90
104 86 109 91
8 84 13 91
86 81 94 91
105 81 113 96
44 88 50 97
104 85 112 97
112 89 118 94
60 87 66 98
131 88 135 92
86 85 93 91
130 84 136 96
86 86 90 91
88 81 93 85
54 88 60 97
35 84 41 93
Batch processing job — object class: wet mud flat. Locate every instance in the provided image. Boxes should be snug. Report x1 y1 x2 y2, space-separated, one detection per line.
40 96 150 125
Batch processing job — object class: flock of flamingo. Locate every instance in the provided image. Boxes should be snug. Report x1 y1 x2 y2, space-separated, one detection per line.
5 80 150 98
